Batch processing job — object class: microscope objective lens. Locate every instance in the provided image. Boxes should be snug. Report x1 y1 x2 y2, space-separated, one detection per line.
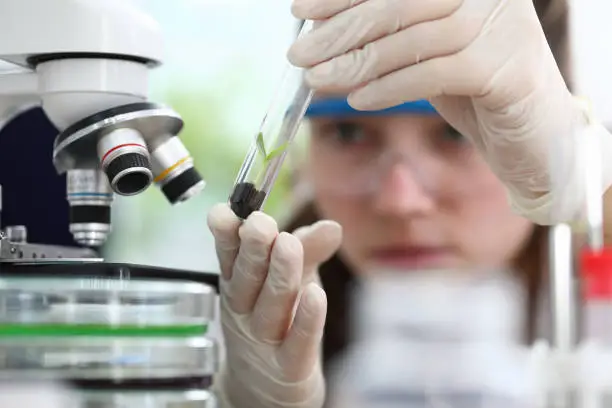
150 137 206 204
66 169 113 247
97 129 153 196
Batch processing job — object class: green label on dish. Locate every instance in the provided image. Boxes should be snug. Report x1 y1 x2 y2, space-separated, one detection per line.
0 323 208 337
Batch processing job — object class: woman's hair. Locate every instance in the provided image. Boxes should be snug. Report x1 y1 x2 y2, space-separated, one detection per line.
283 0 570 370
536 0 573 88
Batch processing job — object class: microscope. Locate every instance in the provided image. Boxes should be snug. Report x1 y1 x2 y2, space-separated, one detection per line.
0 2 220 405
0 0 210 266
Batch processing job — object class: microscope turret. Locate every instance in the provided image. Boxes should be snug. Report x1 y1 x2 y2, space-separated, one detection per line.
0 0 205 251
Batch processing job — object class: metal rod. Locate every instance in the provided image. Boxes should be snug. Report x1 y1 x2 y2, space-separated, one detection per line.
548 223 578 408
550 223 577 350
582 112 604 251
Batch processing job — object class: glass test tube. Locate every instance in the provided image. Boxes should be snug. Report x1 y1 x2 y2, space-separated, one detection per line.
229 20 314 219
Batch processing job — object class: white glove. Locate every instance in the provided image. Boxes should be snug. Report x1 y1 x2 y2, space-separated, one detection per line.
207 203 342 408
288 0 612 225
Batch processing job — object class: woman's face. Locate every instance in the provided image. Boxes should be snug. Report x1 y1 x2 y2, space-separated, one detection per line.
306 114 533 275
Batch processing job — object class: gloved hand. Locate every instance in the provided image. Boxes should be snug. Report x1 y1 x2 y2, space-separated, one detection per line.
207 203 342 408
287 0 612 225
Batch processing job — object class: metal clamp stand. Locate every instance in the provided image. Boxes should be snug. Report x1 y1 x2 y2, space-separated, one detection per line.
545 98 606 408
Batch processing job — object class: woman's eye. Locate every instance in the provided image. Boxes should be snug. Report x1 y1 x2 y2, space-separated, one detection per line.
441 125 466 143
332 122 367 145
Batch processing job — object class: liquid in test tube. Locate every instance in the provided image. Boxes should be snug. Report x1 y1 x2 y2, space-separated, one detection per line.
229 21 314 219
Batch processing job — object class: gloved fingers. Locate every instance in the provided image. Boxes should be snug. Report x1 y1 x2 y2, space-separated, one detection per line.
288 0 458 68
428 96 480 146
250 232 304 344
344 0 536 111
347 53 475 110
207 203 242 280
277 282 327 382
294 220 343 285
344 0 542 113
226 211 279 315
291 0 368 20
304 9 485 93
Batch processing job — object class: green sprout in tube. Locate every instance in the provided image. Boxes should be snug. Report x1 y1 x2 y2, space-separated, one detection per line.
256 132 288 173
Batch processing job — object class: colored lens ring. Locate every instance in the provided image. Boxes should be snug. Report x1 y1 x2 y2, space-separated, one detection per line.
153 156 191 184
0 323 207 337
304 97 438 117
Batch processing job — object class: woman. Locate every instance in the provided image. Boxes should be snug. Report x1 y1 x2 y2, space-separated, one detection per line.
208 0 611 407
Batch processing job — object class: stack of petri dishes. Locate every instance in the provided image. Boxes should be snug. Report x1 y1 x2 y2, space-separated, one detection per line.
0 263 219 407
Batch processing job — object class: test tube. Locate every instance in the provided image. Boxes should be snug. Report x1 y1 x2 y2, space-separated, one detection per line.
229 20 314 219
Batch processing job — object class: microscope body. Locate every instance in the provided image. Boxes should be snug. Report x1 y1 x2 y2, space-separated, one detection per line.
0 0 205 260
0 0 161 123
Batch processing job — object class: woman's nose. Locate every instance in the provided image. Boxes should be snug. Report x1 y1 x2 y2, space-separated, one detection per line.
372 161 436 215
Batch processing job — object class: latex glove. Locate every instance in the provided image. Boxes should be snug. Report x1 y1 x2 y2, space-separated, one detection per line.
207 203 342 408
288 0 612 225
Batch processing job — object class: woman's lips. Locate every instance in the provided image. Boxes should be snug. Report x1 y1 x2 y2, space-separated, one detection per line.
368 246 455 269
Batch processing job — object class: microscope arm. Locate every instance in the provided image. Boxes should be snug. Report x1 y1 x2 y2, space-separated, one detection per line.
0 69 38 127
0 0 163 130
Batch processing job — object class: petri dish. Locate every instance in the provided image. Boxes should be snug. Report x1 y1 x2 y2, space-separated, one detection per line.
65 376 213 390
0 262 220 292
79 389 217 408
0 336 217 380
0 278 215 335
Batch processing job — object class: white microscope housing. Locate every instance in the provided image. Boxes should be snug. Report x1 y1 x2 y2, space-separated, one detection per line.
0 0 205 251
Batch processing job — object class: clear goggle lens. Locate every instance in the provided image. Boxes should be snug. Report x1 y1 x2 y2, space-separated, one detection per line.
305 149 496 198
303 98 497 199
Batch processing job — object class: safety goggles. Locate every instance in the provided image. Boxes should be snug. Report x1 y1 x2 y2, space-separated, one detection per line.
302 98 496 199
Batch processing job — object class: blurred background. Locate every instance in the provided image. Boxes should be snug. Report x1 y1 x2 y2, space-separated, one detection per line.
103 0 612 273
1 0 612 275
98 0 306 272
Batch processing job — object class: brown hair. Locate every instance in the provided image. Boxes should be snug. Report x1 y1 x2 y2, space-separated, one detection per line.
283 0 570 373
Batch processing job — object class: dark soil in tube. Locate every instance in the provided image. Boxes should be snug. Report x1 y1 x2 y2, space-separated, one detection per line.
230 182 266 219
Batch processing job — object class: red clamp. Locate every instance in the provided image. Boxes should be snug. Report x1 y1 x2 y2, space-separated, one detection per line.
581 247 612 300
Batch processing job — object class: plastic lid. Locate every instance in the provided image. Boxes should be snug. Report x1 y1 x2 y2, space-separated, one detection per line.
0 337 217 380
580 247 612 300
80 389 216 408
0 277 216 329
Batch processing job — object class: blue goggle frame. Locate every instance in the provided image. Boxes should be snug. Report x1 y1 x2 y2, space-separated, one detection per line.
304 97 438 118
